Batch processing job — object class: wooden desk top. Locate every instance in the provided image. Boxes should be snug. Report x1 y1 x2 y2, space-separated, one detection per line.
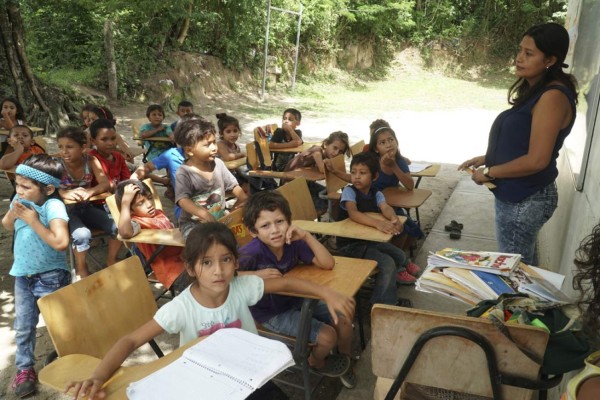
271 142 319 153
40 337 203 400
40 257 376 399
132 136 173 142
410 163 440 178
118 228 185 247
293 213 406 243
224 157 246 170
248 167 325 182
0 126 44 135
382 187 432 209
63 192 110 205
277 256 377 299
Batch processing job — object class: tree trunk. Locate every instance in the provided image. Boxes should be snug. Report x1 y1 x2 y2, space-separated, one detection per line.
104 19 118 100
0 2 80 132
176 2 193 46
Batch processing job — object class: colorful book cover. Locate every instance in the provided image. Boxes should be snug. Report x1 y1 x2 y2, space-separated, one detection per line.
429 248 521 276
470 270 516 298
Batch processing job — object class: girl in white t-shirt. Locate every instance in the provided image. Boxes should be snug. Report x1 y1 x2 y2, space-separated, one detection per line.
66 222 355 399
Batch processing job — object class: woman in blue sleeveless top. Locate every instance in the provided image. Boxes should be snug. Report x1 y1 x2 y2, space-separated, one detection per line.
459 23 577 265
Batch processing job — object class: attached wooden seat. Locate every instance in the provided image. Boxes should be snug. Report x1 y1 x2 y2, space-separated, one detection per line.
38 256 164 362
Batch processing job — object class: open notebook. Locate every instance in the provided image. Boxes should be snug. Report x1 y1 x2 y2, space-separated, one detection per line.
126 328 295 400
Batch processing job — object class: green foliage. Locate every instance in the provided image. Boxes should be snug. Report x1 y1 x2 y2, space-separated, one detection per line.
19 0 569 97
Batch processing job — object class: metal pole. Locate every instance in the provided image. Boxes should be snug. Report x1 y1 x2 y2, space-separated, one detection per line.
291 3 303 91
261 0 272 100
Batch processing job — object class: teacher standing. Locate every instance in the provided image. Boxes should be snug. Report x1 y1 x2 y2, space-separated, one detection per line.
459 23 577 265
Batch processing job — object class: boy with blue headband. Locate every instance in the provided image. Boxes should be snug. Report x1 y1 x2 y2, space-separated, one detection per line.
2 154 71 398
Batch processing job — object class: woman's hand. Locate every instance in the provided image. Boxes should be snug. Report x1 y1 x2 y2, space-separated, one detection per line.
458 155 485 171
471 167 493 185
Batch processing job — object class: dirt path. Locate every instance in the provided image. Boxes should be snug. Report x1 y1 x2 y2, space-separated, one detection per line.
0 64 498 398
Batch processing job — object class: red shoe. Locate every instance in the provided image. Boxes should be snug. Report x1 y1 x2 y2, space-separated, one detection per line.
396 270 417 285
405 262 421 277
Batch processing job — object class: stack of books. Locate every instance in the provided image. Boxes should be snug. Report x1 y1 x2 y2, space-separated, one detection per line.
416 249 571 306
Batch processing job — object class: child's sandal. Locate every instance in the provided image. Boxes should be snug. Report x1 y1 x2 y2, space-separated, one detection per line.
444 220 464 232
449 229 461 240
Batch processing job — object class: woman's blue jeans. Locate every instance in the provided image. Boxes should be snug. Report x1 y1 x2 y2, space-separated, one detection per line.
14 269 71 370
495 182 558 266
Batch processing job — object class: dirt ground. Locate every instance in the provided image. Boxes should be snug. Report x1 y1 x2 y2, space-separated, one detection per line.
0 80 473 398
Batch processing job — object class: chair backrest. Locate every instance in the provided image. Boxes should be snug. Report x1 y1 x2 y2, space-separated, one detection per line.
131 118 148 139
350 140 365 156
106 178 163 225
38 256 158 359
276 177 317 221
218 207 253 247
371 305 549 400
251 124 277 169
324 154 348 198
34 136 48 151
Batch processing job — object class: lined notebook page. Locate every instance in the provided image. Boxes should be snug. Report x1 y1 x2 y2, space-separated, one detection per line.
126 328 294 400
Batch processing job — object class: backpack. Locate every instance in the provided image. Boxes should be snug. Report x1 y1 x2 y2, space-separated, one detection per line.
467 293 592 375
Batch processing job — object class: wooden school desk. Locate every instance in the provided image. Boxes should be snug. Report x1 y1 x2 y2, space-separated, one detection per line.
248 166 325 182
0 126 44 136
293 213 406 243
271 141 320 153
381 186 432 226
40 257 376 400
62 192 111 205
410 163 440 188
224 157 247 170
132 135 175 163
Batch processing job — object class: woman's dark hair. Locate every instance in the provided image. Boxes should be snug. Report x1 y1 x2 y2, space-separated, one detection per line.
573 223 600 342
508 22 579 106
1 96 26 121
114 179 153 210
174 117 216 150
89 118 115 139
350 151 380 177
215 113 241 136
57 126 87 146
182 223 238 270
243 191 292 233
18 154 64 199
91 106 117 126
323 131 351 157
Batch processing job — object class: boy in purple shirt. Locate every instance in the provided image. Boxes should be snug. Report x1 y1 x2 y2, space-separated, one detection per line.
238 191 357 388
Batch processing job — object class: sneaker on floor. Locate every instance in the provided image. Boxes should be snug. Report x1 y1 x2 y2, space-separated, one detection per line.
12 368 37 398
405 262 422 277
396 270 417 285
310 354 350 378
340 365 357 389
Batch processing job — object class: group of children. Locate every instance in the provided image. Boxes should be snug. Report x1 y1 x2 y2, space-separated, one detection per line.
3 97 426 398
5 97 600 399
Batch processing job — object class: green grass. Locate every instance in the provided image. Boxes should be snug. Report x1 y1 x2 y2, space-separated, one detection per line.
286 68 510 118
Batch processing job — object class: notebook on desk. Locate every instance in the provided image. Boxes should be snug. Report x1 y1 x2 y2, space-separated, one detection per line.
126 328 295 400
